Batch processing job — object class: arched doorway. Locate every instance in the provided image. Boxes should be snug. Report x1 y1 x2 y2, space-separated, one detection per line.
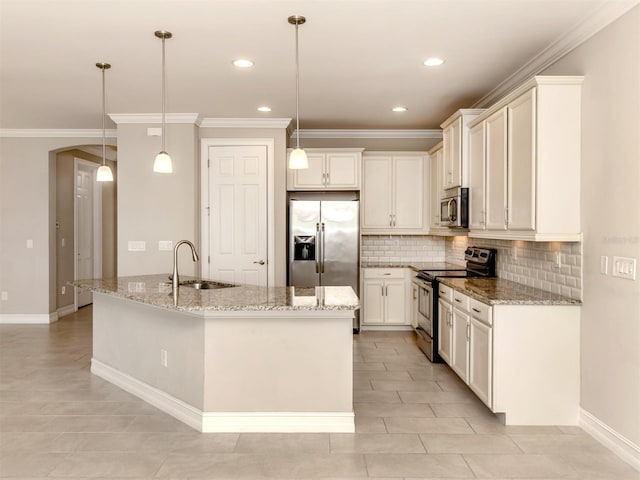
54 145 117 317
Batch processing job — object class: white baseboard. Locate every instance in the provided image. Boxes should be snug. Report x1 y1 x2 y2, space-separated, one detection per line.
360 325 414 331
580 408 640 471
0 313 58 324
91 359 355 433
57 304 76 318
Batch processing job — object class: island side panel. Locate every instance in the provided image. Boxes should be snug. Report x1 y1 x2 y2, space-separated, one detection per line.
92 293 206 410
203 312 353 414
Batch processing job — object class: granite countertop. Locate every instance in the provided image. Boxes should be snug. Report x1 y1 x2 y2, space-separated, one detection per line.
72 275 360 313
437 277 581 306
361 261 465 272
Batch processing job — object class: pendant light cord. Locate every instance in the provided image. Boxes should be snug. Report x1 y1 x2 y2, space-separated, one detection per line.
161 36 166 153
101 66 106 166
295 22 300 149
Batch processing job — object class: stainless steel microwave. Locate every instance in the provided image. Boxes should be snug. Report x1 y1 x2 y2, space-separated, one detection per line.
440 187 468 228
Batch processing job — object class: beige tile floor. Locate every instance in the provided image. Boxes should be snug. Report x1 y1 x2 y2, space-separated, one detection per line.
1 306 638 479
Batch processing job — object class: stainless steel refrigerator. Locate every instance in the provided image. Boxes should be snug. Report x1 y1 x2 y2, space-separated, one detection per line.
288 192 360 332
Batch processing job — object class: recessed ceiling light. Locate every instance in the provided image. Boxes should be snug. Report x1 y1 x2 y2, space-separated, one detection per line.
257 106 272 112
392 106 408 112
233 59 254 68
423 57 445 67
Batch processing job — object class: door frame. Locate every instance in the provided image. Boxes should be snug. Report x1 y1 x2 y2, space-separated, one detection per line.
74 158 102 309
200 138 275 287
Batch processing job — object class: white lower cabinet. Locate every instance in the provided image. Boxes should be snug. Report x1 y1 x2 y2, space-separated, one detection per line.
437 282 580 425
362 268 409 326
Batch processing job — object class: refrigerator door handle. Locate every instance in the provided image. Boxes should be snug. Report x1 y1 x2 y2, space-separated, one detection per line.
321 222 326 273
315 222 320 274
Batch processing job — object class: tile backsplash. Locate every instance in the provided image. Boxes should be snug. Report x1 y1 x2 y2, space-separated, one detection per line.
362 235 446 264
446 236 582 300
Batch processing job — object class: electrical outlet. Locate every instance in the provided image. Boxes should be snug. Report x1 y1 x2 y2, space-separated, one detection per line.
158 240 173 251
26 239 33 249
61 286 66 295
1 291 7 301
612 256 636 280
554 251 562 269
160 349 168 367
61 238 65 247
600 256 608 275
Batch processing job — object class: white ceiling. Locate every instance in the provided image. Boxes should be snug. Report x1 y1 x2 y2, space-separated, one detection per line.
0 0 632 130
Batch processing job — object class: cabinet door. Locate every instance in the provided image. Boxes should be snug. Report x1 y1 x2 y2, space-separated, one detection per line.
468 122 486 231
362 156 393 229
485 108 508 230
291 153 325 189
429 149 442 229
393 155 425 230
385 279 407 324
451 307 470 382
508 87 536 231
362 279 385 324
443 117 462 189
469 317 492 408
438 299 452 364
325 153 360 189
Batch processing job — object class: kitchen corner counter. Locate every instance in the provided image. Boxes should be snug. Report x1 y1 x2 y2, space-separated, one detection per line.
73 274 359 313
361 261 465 271
437 277 581 306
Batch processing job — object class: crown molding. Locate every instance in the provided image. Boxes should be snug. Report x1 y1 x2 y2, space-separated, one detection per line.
108 113 201 124
473 0 639 108
0 129 117 138
294 129 442 139
198 118 292 129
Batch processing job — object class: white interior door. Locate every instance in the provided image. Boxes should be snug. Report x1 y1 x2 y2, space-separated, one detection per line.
74 159 102 308
207 145 269 286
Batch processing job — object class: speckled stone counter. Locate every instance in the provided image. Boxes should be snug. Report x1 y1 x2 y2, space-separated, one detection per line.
73 274 359 313
437 277 581 305
361 261 465 272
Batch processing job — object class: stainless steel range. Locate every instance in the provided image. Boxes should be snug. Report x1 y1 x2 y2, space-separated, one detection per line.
413 247 497 362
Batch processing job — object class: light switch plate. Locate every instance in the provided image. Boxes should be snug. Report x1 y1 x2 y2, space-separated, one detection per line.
128 241 146 251
612 256 636 280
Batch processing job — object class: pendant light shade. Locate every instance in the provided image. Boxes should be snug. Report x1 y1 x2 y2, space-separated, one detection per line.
95 62 113 182
288 15 308 170
153 30 173 173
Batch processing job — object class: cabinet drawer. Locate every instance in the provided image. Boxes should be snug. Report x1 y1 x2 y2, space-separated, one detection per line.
452 291 470 310
363 268 405 279
469 298 492 325
438 283 453 302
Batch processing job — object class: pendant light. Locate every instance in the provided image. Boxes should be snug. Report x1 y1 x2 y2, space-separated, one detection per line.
288 15 308 169
95 63 114 182
153 30 173 173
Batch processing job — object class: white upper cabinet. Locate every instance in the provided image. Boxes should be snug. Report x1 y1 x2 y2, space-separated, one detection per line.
468 122 485 231
469 76 583 241
287 148 363 190
440 109 485 190
362 152 428 234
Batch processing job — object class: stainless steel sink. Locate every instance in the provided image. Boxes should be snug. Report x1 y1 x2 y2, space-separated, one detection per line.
179 280 236 290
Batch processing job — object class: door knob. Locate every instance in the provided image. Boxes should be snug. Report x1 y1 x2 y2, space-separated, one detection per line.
253 260 265 265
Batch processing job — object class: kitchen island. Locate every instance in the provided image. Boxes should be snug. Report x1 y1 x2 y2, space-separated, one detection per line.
74 275 359 433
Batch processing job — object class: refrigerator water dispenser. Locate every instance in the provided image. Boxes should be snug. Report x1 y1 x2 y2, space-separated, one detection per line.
293 236 315 261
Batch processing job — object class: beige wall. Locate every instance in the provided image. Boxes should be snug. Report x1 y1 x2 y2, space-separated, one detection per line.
199 127 288 285
542 6 640 445
0 136 112 317
116 123 198 277
300 137 441 151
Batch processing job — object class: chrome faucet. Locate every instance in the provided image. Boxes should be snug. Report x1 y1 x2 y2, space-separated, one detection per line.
172 240 199 298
